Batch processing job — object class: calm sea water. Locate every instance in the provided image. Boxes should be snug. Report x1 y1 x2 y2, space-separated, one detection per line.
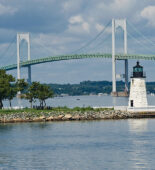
0 119 155 169
1 96 155 169
2 94 155 108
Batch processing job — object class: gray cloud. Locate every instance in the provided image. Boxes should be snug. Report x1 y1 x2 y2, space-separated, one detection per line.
1 0 155 83
0 0 68 33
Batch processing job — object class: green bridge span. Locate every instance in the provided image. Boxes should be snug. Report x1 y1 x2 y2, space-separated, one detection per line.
1 53 155 71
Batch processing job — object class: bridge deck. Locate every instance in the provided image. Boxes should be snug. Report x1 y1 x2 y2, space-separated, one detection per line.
1 53 155 71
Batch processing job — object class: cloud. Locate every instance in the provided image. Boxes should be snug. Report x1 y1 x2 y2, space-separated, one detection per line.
69 15 83 24
0 3 17 15
141 6 155 27
0 0 68 33
68 15 90 34
98 0 137 18
62 0 83 13
96 23 104 32
111 0 134 10
1 0 155 83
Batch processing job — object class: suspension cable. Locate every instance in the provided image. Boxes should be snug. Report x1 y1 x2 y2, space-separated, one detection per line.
70 21 111 54
127 31 154 54
127 21 155 46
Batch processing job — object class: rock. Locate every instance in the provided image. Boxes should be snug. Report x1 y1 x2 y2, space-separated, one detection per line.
32 117 41 122
13 118 23 122
0 109 135 123
72 115 80 120
63 114 72 120
53 115 63 120
58 115 64 119
78 116 85 120
39 116 46 120
46 116 54 121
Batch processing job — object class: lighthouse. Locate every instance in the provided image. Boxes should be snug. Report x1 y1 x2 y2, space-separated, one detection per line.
128 61 148 108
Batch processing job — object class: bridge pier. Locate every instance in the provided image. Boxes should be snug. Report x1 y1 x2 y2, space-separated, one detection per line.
111 19 128 96
125 59 128 92
17 33 31 84
112 19 116 95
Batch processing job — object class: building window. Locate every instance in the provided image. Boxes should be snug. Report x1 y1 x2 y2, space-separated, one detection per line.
130 100 133 107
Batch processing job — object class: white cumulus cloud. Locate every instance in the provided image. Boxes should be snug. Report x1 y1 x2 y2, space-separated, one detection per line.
68 15 90 34
69 15 83 24
141 6 155 27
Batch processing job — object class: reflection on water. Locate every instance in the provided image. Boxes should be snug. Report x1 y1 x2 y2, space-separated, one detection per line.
112 96 117 106
128 119 148 169
0 120 155 169
128 119 148 133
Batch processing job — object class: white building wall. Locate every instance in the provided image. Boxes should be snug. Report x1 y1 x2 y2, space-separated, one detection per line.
128 78 148 107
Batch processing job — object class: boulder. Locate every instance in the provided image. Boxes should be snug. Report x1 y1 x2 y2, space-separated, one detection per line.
63 114 72 120
33 117 42 122
72 115 80 120
58 115 64 119
46 116 54 121
34 116 46 121
13 118 23 122
53 115 64 120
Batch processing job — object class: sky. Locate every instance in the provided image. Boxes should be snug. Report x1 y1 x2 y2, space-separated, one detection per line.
0 0 155 83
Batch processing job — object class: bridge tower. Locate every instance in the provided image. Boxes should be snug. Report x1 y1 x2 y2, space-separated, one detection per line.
17 33 31 84
112 19 128 96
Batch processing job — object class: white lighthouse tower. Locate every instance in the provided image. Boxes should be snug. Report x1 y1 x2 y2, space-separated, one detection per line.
128 61 148 108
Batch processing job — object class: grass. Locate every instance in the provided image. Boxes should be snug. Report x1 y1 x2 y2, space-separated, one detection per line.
0 106 114 115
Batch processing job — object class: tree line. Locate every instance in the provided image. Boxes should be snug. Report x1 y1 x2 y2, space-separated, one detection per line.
48 80 155 96
0 70 54 109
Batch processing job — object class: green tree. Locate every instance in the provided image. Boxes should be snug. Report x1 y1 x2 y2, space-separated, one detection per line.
6 84 17 108
24 82 40 108
0 70 16 109
25 92 34 108
37 83 53 107
16 79 28 93
24 82 54 108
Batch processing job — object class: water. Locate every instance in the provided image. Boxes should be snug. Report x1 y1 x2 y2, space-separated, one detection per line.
1 95 155 169
0 119 155 169
3 95 155 108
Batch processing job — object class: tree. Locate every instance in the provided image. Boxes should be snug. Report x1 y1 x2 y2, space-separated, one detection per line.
16 79 28 93
6 84 17 108
0 70 16 109
37 83 54 107
24 82 54 109
25 92 34 108
24 82 40 108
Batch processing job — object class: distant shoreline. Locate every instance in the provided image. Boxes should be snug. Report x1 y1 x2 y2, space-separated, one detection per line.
48 80 155 96
0 108 155 123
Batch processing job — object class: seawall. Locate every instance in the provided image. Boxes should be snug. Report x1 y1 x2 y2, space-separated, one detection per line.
1 110 155 123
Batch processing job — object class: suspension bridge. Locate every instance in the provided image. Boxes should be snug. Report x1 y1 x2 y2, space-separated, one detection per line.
0 19 154 96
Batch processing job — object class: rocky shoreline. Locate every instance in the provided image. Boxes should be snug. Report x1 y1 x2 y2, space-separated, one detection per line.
0 110 155 123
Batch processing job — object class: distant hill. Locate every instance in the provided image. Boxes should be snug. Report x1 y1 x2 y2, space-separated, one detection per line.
46 80 155 96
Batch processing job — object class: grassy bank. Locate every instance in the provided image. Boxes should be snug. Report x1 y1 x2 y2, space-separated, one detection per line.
0 106 114 115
